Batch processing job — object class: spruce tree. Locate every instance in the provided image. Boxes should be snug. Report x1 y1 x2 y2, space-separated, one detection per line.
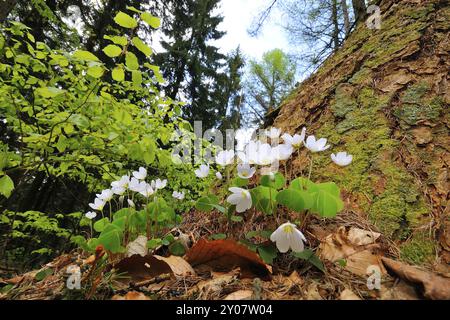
155 0 227 129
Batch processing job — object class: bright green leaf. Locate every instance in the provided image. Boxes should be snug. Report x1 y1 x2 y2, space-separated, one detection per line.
114 12 138 29
0 175 14 198
140 12 161 28
112 66 125 81
131 37 152 56
103 44 122 57
73 50 99 61
125 52 139 70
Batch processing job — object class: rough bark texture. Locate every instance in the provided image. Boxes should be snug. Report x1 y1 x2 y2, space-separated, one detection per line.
271 0 449 266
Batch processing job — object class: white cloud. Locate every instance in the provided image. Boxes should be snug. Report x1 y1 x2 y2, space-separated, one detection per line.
214 0 290 60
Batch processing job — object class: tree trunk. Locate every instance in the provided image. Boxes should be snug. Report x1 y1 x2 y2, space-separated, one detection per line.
351 0 366 23
331 0 340 51
341 0 351 35
271 0 449 266
0 0 18 22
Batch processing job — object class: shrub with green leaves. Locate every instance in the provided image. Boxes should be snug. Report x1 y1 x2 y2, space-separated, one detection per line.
0 8 208 266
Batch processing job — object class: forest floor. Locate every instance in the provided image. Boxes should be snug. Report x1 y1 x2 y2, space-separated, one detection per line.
1 207 449 300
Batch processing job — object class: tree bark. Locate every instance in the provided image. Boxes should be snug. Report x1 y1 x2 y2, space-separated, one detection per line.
0 0 18 22
351 0 367 23
273 0 448 263
341 0 351 35
331 0 340 51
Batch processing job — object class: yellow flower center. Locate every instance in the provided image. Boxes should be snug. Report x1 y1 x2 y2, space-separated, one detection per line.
283 225 294 234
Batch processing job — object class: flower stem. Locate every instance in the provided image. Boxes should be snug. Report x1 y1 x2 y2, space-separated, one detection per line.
308 156 314 180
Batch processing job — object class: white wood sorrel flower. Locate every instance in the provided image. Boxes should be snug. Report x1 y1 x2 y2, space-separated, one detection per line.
270 222 307 253
129 177 145 193
331 152 353 166
215 150 235 166
195 164 210 178
237 163 256 179
139 183 154 198
226 187 252 213
132 167 147 180
85 211 97 219
273 143 294 161
96 189 114 202
305 135 331 153
266 127 281 139
282 127 306 148
172 191 185 200
152 178 167 190
89 198 105 211
215 172 223 180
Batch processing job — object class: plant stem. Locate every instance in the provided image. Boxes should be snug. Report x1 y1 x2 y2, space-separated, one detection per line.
308 156 314 180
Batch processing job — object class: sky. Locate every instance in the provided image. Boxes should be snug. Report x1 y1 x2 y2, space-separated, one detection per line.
214 0 290 60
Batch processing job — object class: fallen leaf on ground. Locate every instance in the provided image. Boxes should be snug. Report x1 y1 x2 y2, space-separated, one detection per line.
112 291 150 300
380 281 419 300
340 288 361 300
189 269 239 299
186 238 272 280
126 235 148 257
287 270 304 286
347 228 381 246
224 289 253 300
113 254 172 283
382 257 450 300
319 227 385 277
154 255 196 277
345 249 386 277
305 282 323 300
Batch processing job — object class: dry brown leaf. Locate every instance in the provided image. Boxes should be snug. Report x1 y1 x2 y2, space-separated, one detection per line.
112 291 150 300
305 282 323 300
126 235 148 257
224 290 254 300
347 228 381 246
380 281 420 300
319 227 385 277
113 254 173 283
382 257 450 300
345 249 386 277
189 269 239 299
186 238 271 280
287 270 304 286
340 288 361 300
83 255 96 266
319 227 358 262
154 255 196 278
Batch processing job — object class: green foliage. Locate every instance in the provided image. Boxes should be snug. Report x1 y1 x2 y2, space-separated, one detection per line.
0 12 202 197
0 174 14 198
292 249 325 272
0 210 74 267
244 49 297 124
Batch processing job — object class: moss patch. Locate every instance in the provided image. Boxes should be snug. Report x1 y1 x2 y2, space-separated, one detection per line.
394 82 444 126
400 233 436 265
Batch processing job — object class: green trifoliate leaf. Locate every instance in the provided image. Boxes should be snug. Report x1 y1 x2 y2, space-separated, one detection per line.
276 189 313 212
